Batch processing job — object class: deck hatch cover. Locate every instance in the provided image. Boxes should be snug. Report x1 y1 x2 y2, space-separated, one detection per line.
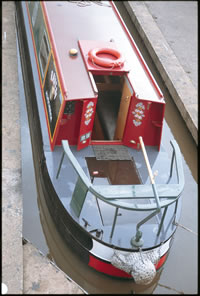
78 40 129 74
92 145 131 160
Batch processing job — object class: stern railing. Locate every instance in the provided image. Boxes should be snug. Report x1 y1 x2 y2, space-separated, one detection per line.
56 138 184 246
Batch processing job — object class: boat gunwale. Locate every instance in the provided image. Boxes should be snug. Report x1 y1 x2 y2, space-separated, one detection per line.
110 1 164 100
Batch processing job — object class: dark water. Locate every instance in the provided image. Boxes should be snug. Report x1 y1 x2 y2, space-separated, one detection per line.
18 3 197 294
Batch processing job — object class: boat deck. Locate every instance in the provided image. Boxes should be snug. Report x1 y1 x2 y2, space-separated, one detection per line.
44 143 179 249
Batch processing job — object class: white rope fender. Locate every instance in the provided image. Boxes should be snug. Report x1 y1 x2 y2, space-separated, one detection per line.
111 248 160 285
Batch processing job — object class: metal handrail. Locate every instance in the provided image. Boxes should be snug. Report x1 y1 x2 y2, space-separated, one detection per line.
139 136 161 211
57 140 184 212
56 139 184 244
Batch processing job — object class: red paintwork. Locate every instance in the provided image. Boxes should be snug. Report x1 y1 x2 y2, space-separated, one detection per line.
42 2 68 98
88 255 132 278
78 40 129 75
41 3 69 150
91 140 122 146
123 95 147 150
155 253 167 270
144 102 165 150
27 1 165 150
110 2 163 99
77 99 97 150
88 47 125 68
26 2 67 151
88 252 168 279
55 101 83 146
25 2 54 151
123 96 165 150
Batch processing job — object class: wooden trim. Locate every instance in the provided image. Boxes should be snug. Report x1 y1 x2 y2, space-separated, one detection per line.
114 78 132 140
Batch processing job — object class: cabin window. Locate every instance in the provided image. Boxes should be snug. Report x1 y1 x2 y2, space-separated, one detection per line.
39 30 50 79
91 75 132 141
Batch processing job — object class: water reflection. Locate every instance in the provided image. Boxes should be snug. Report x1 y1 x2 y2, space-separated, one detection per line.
37 186 163 294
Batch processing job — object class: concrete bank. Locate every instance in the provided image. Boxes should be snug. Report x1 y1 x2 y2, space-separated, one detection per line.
2 1 23 294
123 1 198 145
23 240 84 294
2 2 84 294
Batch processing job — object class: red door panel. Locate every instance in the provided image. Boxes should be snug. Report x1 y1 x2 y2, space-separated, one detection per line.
77 99 97 150
123 95 165 150
143 102 165 150
123 95 149 149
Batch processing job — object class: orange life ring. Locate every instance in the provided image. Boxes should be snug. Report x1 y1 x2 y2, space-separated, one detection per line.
88 47 124 68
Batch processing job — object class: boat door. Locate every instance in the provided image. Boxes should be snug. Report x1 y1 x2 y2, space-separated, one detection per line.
123 95 149 149
114 76 133 141
77 99 97 150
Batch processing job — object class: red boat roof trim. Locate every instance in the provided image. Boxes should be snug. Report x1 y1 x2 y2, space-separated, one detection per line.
78 40 130 74
44 1 164 103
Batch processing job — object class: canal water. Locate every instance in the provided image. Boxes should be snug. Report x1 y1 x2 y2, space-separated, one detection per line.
18 3 197 294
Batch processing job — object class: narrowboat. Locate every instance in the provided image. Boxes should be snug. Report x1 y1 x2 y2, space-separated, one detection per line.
16 1 184 285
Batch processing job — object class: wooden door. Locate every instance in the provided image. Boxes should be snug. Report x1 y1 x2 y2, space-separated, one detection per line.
114 76 133 140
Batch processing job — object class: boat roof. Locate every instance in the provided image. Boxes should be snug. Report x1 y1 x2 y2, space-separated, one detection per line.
44 1 163 102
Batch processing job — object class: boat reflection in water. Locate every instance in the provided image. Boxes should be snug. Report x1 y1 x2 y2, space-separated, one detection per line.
37 184 164 294
16 0 184 289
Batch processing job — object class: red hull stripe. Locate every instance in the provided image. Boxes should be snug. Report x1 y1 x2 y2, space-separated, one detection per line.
88 255 132 278
88 252 168 278
156 253 167 270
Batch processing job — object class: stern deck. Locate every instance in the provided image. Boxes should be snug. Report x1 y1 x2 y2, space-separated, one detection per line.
45 142 180 250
